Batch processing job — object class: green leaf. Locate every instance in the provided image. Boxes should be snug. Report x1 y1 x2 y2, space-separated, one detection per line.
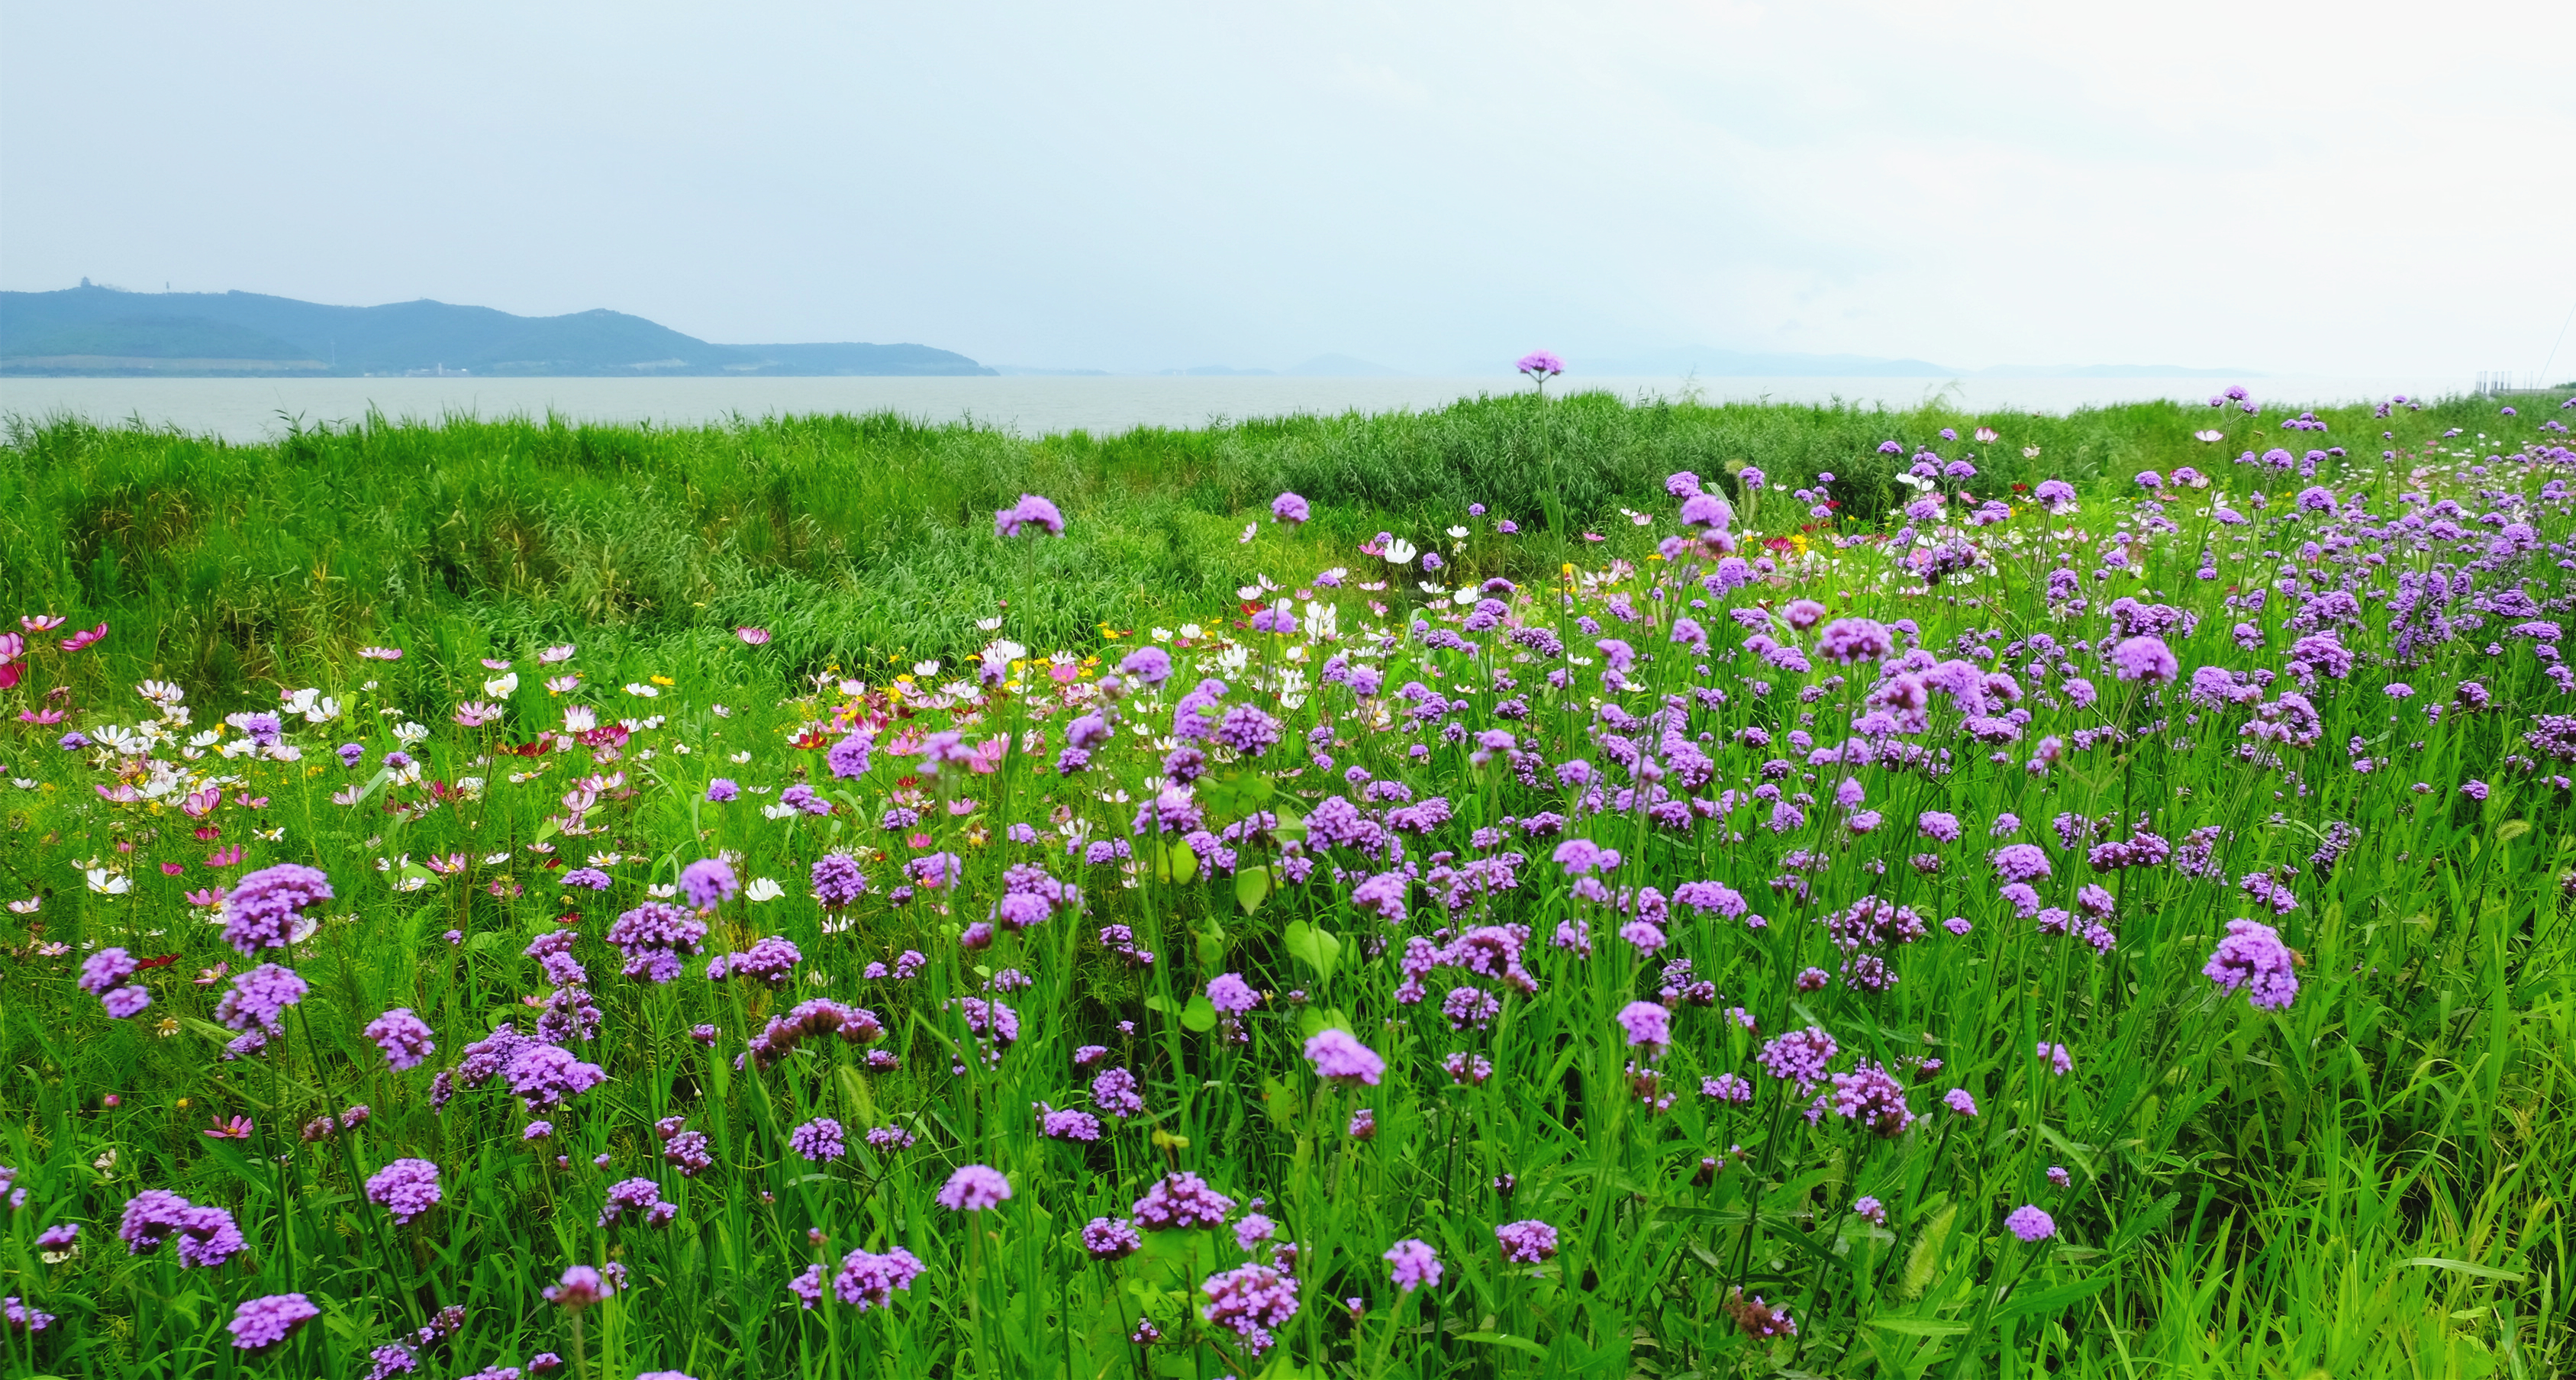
2402 1256 2524 1282
1180 994 1219 1033
1269 808 1307 844
1283 921 1342 984
1298 1007 1351 1040
1259 1075 1298 1128
2104 1192 2179 1258
1459 1331 1549 1357
1900 1202 1956 1300
1235 865 1272 914
1992 1274 2113 1324
1870 1317 1969 1336
1157 840 1198 886
2036 1124 2098 1180
1142 994 1178 1017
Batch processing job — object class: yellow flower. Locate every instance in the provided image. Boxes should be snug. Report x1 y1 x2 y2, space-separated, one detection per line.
650 675 675 686
1560 563 1575 576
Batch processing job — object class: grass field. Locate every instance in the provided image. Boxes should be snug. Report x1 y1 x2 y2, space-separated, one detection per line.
2 388 2536 700
4 387 2574 1378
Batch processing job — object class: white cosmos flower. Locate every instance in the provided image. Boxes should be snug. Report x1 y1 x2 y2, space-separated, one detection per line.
563 705 597 733
94 725 149 756
1383 538 1418 564
393 721 430 746
646 883 679 899
746 877 785 902
623 683 660 698
912 660 941 677
485 672 520 697
1446 525 1469 540
285 688 341 723
729 750 752 763
85 868 131 895
761 803 797 821
1177 624 1203 642
137 679 185 706
1238 523 1259 543
7 896 41 914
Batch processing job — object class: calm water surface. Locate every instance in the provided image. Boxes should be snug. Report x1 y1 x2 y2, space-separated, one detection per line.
0 374 2465 443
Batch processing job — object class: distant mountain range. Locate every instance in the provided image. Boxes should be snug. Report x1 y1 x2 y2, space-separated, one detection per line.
0 285 2262 382
0 283 995 377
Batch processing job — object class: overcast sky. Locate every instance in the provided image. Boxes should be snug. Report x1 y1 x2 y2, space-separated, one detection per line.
5 1 2571 376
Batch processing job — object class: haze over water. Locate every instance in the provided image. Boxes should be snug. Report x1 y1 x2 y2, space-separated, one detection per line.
0 374 2466 443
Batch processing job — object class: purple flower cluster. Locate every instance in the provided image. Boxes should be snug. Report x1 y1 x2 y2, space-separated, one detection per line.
810 853 869 908
2202 918 2300 1009
365 1007 437 1070
935 1164 1011 1211
598 1177 676 1228
1200 1262 1300 1353
744 999 886 1069
227 1292 321 1351
831 1246 927 1308
119 1189 247 1268
365 1158 443 1224
79 946 151 1018
605 901 708 982
788 1117 846 1163
221 862 333 956
213 963 308 1034
1132 1172 1235 1230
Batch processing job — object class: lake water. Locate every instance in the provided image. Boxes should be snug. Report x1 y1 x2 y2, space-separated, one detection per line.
0 373 2471 443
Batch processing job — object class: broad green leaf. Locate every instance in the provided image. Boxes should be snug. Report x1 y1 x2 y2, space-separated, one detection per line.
1180 993 1219 1033
1157 840 1198 885
1236 865 1272 914
1259 1075 1298 1128
1283 921 1342 984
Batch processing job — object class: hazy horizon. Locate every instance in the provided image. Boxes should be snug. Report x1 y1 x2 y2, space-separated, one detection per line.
5 2 2572 379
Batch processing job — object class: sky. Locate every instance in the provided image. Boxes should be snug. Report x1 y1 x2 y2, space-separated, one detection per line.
4 0 2572 377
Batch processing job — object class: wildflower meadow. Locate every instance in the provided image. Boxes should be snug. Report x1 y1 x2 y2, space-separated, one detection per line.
4 387 2574 1378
